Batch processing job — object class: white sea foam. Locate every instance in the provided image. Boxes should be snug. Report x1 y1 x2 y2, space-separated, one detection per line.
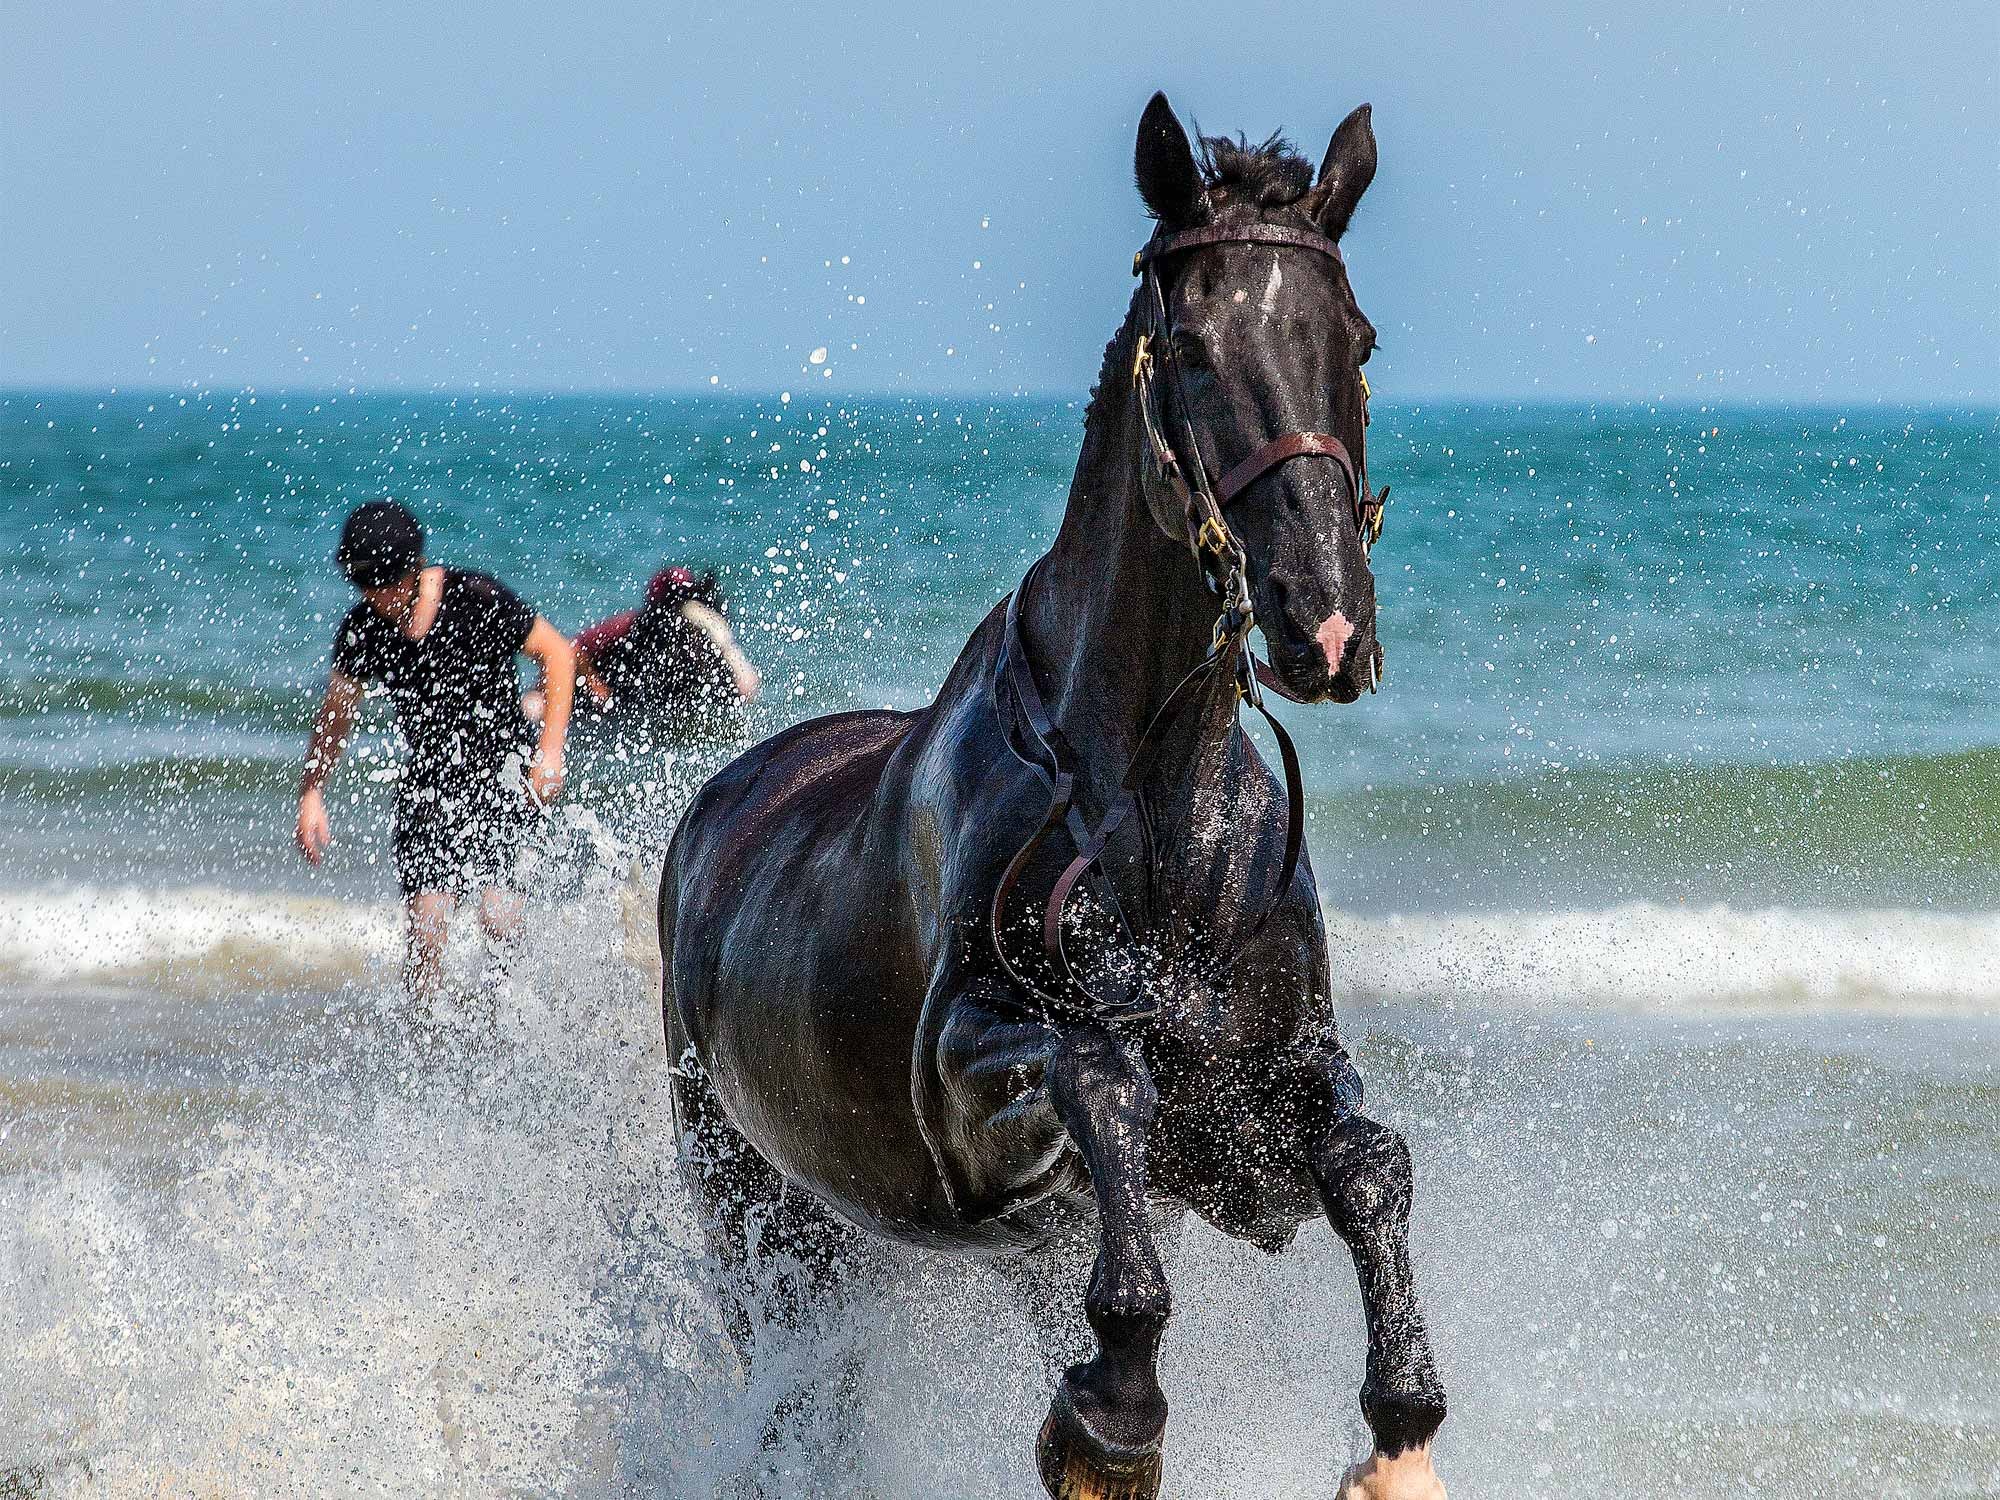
1 888 720 1497
1332 902 2000 1016
5 883 1995 1017
0 879 1084 1497
0 885 403 991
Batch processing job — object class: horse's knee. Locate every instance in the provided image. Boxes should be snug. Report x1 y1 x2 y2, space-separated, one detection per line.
1047 1027 1171 1343
1314 1116 1414 1241
1049 1027 1157 1128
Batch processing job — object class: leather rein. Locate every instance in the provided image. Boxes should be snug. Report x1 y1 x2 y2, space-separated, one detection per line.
990 220 1384 1025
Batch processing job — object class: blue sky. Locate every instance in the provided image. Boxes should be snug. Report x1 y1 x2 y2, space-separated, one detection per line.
3 0 1994 401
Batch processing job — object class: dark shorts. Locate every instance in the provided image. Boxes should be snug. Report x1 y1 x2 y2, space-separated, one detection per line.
392 747 537 897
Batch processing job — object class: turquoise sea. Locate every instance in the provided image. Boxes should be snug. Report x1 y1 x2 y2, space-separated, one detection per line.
0 390 1995 1497
1 391 1994 908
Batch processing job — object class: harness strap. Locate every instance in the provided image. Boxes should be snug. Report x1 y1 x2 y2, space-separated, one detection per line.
1244 691 1306 939
1136 222 1346 272
1043 650 1306 966
995 577 1137 933
1215 431 1359 507
988 761 1074 1001
992 566 1309 1025
1041 643 1228 963
1132 271 1239 585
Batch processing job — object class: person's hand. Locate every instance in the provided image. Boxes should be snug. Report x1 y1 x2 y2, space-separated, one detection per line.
520 689 546 725
526 750 565 807
296 787 333 865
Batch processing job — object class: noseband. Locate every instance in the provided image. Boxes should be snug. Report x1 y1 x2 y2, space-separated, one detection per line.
990 220 1386 1026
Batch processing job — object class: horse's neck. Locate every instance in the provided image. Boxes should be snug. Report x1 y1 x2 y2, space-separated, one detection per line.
1024 378 1240 842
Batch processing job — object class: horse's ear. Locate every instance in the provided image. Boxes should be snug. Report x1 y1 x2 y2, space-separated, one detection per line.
1135 91 1203 226
1311 104 1377 241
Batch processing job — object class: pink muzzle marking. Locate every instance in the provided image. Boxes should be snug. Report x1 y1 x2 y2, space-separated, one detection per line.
1316 611 1356 673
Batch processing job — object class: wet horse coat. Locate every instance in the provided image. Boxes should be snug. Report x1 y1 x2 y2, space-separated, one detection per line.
660 94 1448 1499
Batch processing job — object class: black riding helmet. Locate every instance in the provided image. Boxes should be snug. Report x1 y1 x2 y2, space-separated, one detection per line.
337 500 424 589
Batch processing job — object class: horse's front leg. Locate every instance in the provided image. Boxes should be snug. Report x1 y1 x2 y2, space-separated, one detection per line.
1301 1047 1448 1500
1037 1023 1171 1500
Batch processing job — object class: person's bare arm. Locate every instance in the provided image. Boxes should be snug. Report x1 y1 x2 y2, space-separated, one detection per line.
521 616 575 803
296 670 362 864
680 600 762 701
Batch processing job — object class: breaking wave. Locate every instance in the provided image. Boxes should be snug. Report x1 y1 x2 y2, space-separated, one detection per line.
1330 902 2000 1016
7 882 1995 1017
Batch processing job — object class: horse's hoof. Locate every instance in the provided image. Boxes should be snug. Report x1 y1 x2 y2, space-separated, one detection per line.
1338 1444 1447 1500
1036 1382 1164 1500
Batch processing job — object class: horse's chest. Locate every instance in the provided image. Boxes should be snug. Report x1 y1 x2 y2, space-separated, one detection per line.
1144 955 1318 1053
1148 1046 1324 1252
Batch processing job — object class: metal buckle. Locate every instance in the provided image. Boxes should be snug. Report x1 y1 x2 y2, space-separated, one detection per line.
1235 646 1263 705
1194 514 1230 557
1131 333 1152 387
1211 603 1253 653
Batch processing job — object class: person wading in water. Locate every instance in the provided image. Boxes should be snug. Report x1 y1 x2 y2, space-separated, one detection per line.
295 500 576 1003
523 565 760 751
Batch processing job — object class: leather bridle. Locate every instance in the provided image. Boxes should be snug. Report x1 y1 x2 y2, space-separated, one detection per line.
1132 221 1386 581
991 218 1386 1025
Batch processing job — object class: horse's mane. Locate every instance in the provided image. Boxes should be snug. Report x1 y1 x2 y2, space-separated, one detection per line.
1197 132 1315 208
1075 306 1142 494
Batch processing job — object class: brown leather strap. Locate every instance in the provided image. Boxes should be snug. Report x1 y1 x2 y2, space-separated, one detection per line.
991 572 1143 1014
1044 652 1307 957
996 576 1135 913
1215 431 1359 508
1252 656 1307 704
1242 689 1307 942
1041 642 1226 965
1136 222 1345 273
991 564 1311 1026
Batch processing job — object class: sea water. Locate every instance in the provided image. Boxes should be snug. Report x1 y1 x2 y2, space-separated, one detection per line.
0 391 1994 1496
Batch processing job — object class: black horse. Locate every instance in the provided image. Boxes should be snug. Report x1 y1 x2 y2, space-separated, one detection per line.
660 93 1448 1500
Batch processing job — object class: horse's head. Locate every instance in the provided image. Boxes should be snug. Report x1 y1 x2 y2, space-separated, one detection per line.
1132 93 1384 704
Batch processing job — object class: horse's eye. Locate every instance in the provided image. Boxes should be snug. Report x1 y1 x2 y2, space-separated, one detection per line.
1170 331 1210 371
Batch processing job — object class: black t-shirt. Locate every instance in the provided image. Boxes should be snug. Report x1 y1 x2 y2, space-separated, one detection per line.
332 568 536 779
592 598 734 722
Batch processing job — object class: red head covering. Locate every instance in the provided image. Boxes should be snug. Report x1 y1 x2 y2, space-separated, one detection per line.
647 566 698 606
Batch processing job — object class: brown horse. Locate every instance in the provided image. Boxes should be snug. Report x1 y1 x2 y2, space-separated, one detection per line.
659 92 1448 1499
